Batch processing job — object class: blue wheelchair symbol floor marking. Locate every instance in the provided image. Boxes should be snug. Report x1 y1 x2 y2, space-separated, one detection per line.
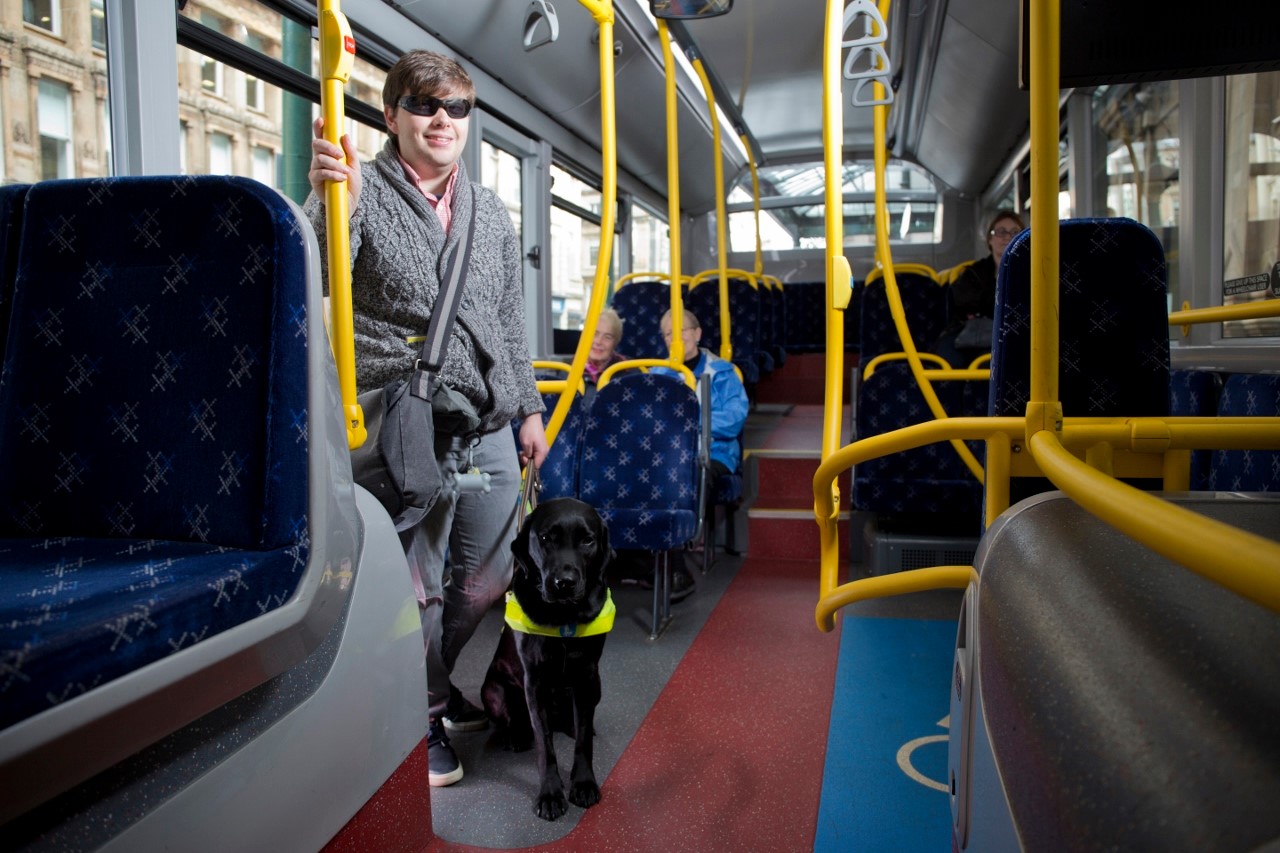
815 616 957 853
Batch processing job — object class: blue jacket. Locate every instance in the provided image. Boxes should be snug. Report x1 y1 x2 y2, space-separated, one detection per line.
654 349 749 473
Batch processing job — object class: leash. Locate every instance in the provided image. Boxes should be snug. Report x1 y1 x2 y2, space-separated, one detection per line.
517 464 540 529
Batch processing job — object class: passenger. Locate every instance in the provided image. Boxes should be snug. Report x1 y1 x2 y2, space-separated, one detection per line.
582 307 627 404
305 49 549 788
651 308 750 595
933 210 1025 368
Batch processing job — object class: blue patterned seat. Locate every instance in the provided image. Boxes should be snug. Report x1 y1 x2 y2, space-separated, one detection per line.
759 281 787 368
1207 373 1280 492
686 276 766 385
782 279 860 353
991 218 1171 506
0 176 330 737
580 372 700 636
1170 369 1223 490
853 267 981 518
610 278 672 359
533 390 587 500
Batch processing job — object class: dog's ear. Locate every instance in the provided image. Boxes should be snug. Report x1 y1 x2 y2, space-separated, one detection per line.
511 506 544 574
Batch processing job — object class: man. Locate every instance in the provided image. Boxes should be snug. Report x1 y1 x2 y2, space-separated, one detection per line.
306 50 548 787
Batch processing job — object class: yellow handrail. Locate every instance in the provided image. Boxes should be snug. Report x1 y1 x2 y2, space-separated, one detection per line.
690 56 733 365
317 0 363 450
598 357 696 390
542 0 619 448
1168 299 1280 333
818 0 852 587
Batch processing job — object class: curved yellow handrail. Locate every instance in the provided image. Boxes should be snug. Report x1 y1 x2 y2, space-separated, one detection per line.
615 270 691 289
690 267 761 289
542 0 618 449
862 350 955 379
598 357 696 390
1028 430 1280 612
863 262 941 285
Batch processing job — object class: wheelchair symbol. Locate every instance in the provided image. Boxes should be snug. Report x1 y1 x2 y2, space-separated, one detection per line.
896 714 948 793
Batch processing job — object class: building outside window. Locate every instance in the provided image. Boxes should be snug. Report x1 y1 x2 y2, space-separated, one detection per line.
24 0 59 34
38 79 73 180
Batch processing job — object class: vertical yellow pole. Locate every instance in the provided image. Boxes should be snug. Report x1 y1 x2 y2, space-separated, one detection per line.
1027 0 1063 438
659 20 688 363
691 58 733 365
317 0 364 449
818 0 852 610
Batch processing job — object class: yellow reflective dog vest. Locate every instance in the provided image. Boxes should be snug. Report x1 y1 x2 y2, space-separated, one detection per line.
504 590 615 638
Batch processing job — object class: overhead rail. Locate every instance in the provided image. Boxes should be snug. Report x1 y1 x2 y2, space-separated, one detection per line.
814 0 1280 632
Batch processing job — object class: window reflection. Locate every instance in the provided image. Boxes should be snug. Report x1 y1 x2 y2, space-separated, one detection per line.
1222 71 1280 339
1094 82 1181 329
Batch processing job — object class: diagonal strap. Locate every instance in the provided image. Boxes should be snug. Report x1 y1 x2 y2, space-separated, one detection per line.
417 193 477 372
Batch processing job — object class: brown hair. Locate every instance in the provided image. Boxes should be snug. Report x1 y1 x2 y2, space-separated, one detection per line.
987 209 1024 235
381 50 476 109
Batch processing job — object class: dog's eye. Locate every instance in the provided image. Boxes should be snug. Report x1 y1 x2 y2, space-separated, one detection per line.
580 534 595 547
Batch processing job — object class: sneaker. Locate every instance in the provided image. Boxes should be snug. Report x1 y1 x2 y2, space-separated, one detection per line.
443 688 489 733
427 719 464 787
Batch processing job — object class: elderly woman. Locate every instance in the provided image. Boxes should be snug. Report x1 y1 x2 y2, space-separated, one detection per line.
584 307 627 386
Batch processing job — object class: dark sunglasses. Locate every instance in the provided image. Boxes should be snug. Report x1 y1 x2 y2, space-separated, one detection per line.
397 95 473 119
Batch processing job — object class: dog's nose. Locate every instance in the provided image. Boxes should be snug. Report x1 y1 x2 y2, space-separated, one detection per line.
551 575 576 593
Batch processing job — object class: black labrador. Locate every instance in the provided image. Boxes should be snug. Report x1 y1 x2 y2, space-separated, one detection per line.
482 497 615 821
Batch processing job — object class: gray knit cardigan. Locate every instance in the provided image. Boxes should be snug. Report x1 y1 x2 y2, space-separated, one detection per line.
305 140 544 434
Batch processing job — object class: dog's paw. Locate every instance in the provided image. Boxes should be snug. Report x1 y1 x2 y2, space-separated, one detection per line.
533 790 568 821
568 779 600 809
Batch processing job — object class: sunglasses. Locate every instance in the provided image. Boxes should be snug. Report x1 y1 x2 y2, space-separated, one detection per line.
397 95 473 119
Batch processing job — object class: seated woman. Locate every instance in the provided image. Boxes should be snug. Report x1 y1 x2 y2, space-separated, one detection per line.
934 210 1024 367
582 307 627 404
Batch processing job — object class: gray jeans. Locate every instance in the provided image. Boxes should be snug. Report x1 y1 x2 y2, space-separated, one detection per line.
400 427 520 720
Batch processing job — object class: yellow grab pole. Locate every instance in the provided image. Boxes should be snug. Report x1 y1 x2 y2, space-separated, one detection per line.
544 0 618 446
817 0 853 621
691 57 733 365
658 20 689 364
1027 0 1062 437
317 0 363 449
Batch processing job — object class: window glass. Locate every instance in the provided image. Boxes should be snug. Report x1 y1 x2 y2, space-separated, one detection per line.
1221 71 1280 339
90 0 105 50
550 164 614 331
176 1 388 204
24 0 59 34
630 202 669 276
38 79 73 179
1094 82 1181 317
481 141 523 234
3 2 107 181
725 159 939 251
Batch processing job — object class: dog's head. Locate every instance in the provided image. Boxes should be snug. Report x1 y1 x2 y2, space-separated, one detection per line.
512 498 612 619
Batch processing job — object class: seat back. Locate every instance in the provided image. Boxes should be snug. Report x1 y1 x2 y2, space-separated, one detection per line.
991 218 1170 419
1208 373 1280 492
686 276 766 384
610 278 671 359
579 372 700 550
536 390 587 500
1170 369 1223 490
783 280 860 353
858 267 948 361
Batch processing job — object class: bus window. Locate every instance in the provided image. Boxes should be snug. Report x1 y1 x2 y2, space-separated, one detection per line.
1222 70 1280 339
550 162 616 332
725 158 939 251
630 200 670 276
1094 82 1181 318
176 0 388 204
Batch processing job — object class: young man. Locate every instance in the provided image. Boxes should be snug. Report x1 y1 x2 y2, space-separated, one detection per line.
306 50 548 787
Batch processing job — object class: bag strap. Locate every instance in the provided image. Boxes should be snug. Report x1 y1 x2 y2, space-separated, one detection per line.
417 190 478 373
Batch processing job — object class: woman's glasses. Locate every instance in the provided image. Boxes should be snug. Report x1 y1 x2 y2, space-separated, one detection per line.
989 226 1021 239
398 95 473 119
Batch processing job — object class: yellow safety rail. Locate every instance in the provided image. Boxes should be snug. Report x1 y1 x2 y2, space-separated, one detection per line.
317 0 363 450
599 358 697 390
1169 300 1280 337
689 57 733 365
539 0 621 448
814 0 1280 632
